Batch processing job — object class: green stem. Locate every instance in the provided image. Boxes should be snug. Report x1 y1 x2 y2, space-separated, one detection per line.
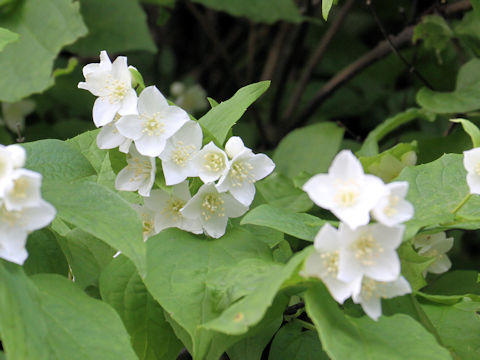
294 319 317 332
451 193 472 214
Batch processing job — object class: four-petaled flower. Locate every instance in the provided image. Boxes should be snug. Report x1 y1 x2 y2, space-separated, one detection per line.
372 181 414 227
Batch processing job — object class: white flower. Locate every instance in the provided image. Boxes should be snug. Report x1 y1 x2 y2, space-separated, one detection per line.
144 181 202 234
301 223 362 303
1 99 35 132
0 144 25 196
158 121 203 185
414 232 453 275
3 169 42 211
224 136 246 159
303 150 385 229
371 181 414 226
116 86 189 157
131 204 158 241
96 113 132 153
216 148 275 206
0 200 56 265
337 222 403 283
6 144 26 168
115 145 156 197
463 148 480 194
192 142 229 184
181 183 248 238
78 50 137 127
352 276 411 321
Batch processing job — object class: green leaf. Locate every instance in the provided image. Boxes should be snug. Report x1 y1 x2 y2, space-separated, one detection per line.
423 270 480 297
42 180 146 275
417 58 480 114
451 118 480 147
143 228 274 359
268 321 329 360
305 283 452 360
397 242 434 291
100 256 183 360
192 0 302 24
241 204 329 241
273 122 344 179
54 228 115 289
198 81 270 146
0 27 18 51
22 139 95 182
472 0 480 18
357 108 435 157
68 0 156 56
421 299 480 360
322 0 334 21
23 229 69 277
0 0 87 102
0 262 137 360
413 15 453 52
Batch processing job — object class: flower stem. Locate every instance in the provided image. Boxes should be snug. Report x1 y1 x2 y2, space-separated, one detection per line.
451 193 472 214
294 319 317 332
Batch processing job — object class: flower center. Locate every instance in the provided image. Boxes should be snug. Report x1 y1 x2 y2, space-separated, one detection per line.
172 141 196 167
383 195 400 217
127 156 152 180
475 162 480 176
320 250 339 278
163 198 185 221
12 177 29 199
230 161 254 187
203 152 225 173
105 78 128 104
142 114 164 137
201 193 224 221
361 278 380 300
334 181 360 207
352 232 383 266
142 219 154 237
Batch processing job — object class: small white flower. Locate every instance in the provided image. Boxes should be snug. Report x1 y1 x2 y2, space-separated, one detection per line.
301 223 362 303
181 183 248 238
463 148 480 194
115 145 156 197
78 50 137 127
216 148 275 206
371 181 414 226
1 99 35 132
0 200 56 265
337 222 403 283
192 142 229 184
96 113 132 152
116 86 189 157
158 121 203 185
414 232 453 275
303 150 386 229
144 181 202 234
352 276 411 321
3 169 42 211
131 204 158 241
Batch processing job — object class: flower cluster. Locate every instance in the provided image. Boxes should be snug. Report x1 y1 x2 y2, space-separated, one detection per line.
301 150 414 320
0 144 56 264
78 51 275 239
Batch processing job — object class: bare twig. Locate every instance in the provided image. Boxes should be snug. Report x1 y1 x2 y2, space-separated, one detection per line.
260 24 290 81
281 0 355 124
15 123 24 143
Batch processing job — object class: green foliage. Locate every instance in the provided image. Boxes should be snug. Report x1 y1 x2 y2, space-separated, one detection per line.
413 15 453 53
322 0 334 21
451 118 480 147
0 0 87 102
0 27 18 51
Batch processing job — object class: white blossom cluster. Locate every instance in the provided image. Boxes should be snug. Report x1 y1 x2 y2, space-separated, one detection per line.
0 144 56 264
301 150 415 320
78 51 275 239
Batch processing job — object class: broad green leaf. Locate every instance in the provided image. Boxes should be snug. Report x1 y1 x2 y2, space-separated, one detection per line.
198 81 270 146
241 204 328 241
273 122 344 179
55 228 115 289
42 180 146 275
100 256 183 360
67 130 105 173
453 12 480 55
32 274 138 360
423 270 480 297
192 0 302 24
413 15 453 52
417 58 480 114
397 242 434 291
0 27 18 51
143 228 274 360
322 0 334 21
23 229 69 277
68 0 156 55
202 248 310 335
451 118 480 147
357 108 435 157
268 321 329 360
421 299 480 360
22 139 95 182
256 172 313 213
305 283 452 360
0 0 87 101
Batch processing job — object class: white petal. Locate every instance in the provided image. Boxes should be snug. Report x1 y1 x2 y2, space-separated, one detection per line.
249 153 275 181
222 192 249 218
227 182 256 206
135 135 167 157
466 173 480 194
302 175 337 209
463 148 480 173
96 123 127 149
4 169 42 211
328 150 364 180
118 88 138 115
116 115 144 140
225 137 246 159
22 200 56 231
0 227 28 265
6 144 26 168
111 56 130 84
428 255 452 274
93 97 121 127
203 214 229 238
162 160 189 185
138 86 168 115
115 167 144 191
358 296 382 321
313 223 339 252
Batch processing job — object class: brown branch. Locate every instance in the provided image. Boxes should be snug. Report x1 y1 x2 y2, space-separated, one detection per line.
260 24 290 81
281 0 355 124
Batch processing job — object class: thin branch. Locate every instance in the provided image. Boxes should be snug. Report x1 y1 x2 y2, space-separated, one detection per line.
281 0 355 124
284 301 305 315
260 24 290 81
